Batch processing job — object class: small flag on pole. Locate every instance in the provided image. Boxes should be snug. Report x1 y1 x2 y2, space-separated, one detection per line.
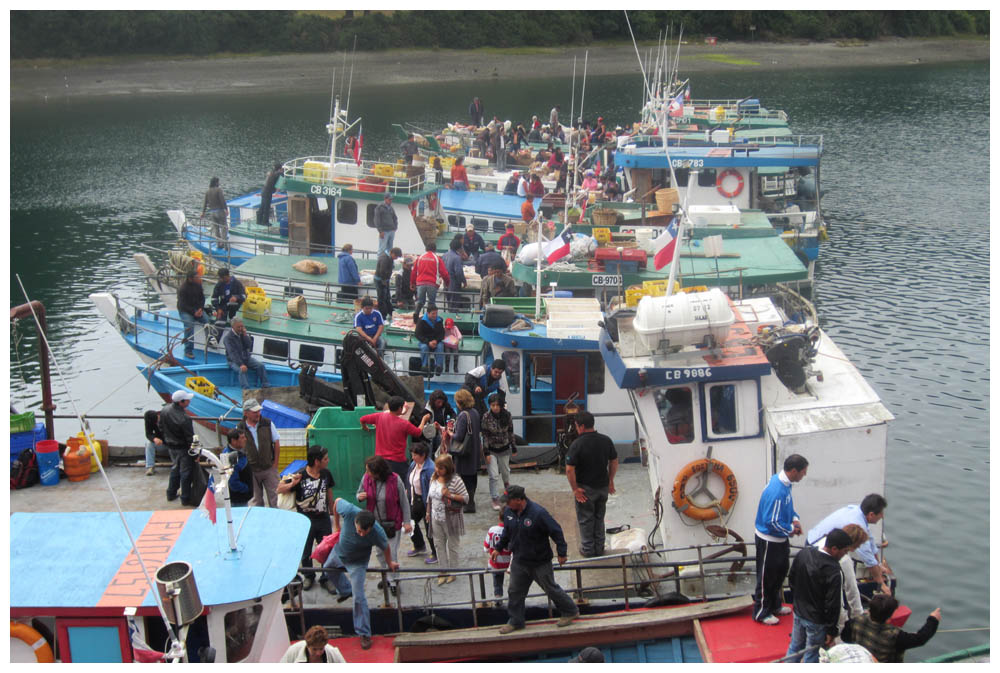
543 226 573 263
652 217 680 270
668 93 684 118
127 616 166 663
354 124 364 165
199 477 217 525
684 85 691 101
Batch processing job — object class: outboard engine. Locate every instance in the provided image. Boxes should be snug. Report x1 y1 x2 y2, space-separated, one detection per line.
761 326 821 393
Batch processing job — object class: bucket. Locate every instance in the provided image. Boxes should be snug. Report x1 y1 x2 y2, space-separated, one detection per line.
635 228 654 252
64 439 91 482
36 440 61 486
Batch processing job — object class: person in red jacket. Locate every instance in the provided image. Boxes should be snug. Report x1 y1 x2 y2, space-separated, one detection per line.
498 223 521 253
360 396 429 486
411 243 450 321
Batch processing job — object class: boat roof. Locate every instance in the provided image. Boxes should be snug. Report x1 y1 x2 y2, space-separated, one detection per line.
614 209 779 239
510 236 807 290
477 298 604 350
10 508 309 612
235 253 379 282
440 189 524 219
615 144 821 169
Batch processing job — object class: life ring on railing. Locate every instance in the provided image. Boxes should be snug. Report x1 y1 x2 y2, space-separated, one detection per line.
10 622 55 663
671 458 738 521
716 169 744 199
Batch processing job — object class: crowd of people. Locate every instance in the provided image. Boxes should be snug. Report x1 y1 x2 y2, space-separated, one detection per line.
751 454 940 662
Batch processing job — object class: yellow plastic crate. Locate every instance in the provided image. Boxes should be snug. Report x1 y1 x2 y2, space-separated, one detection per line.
247 286 267 298
643 280 669 297
185 376 216 398
625 287 646 308
303 160 330 183
243 289 272 322
277 445 308 473
593 227 612 245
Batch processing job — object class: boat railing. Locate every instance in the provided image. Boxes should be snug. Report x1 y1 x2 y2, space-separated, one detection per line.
292 539 757 635
685 99 790 122
182 218 380 262
282 156 431 197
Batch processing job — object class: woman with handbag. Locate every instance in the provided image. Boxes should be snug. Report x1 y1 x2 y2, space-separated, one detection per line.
406 443 439 564
425 453 468 585
450 388 484 513
357 456 411 595
481 392 516 511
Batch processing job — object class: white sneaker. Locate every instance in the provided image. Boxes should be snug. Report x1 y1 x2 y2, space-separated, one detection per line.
760 615 780 625
777 606 792 616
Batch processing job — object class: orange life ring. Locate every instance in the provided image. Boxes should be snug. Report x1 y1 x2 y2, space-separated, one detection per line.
670 458 738 521
10 621 55 663
716 169 744 199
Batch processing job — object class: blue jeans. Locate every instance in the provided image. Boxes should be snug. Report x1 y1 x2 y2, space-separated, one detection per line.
419 341 444 368
377 231 395 257
322 552 371 637
145 440 160 469
453 181 468 191
178 310 213 357
786 614 826 663
230 357 269 389
413 284 438 317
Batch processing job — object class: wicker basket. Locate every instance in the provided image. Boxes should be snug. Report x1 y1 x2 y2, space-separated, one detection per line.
286 295 308 319
655 188 679 213
592 208 618 227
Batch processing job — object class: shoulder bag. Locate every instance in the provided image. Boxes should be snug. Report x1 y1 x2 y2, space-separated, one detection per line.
449 411 474 458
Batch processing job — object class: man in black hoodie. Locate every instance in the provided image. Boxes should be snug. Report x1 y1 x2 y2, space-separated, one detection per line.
414 305 445 376
177 270 216 358
785 528 852 663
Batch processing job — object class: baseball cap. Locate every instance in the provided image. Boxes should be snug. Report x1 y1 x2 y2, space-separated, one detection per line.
172 389 194 402
244 400 263 413
466 223 475 231
569 647 605 663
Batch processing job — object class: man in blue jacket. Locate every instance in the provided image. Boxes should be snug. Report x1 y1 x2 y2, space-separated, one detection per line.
442 238 467 312
222 318 269 389
337 243 361 300
751 453 809 625
491 485 578 633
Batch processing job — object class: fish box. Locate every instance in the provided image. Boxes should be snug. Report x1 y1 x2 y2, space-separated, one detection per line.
633 288 735 351
595 247 648 269
688 205 741 227
185 376 216 398
11 422 46 461
261 400 311 428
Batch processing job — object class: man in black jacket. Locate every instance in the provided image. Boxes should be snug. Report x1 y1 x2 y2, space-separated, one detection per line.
841 594 941 662
222 319 269 389
785 528 852 663
160 390 196 505
414 305 445 376
211 268 246 322
375 247 401 320
491 485 578 633
143 409 164 476
177 270 216 358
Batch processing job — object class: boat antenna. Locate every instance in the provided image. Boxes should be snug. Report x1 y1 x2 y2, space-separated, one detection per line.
327 68 337 159
569 55 577 129
346 35 357 117
624 10 652 102
564 50 587 229
671 25 684 91
15 274 185 661
339 49 346 100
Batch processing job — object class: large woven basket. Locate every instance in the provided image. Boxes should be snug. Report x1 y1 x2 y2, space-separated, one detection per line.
655 188 679 213
592 208 618 227
286 295 308 319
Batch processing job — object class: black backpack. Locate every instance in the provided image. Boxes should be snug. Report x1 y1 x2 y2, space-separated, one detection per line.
11 448 39 489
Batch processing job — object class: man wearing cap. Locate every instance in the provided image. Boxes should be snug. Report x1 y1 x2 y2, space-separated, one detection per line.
211 268 246 323
353 296 386 358
462 223 485 259
492 485 579 633
411 243 450 322
464 358 508 417
160 390 196 505
222 318 270 389
498 224 521 253
237 401 281 508
374 192 398 258
482 262 517 308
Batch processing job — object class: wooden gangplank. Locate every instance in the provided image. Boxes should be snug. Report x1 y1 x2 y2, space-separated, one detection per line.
393 594 752 662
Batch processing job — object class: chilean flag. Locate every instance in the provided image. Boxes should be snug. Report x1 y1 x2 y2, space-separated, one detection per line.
353 123 364 165
668 93 684 117
653 217 680 270
544 226 573 263
127 617 166 663
684 85 691 101
199 476 217 525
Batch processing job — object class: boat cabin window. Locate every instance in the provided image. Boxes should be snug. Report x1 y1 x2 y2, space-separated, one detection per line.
262 338 289 362
673 168 690 188
708 384 738 435
366 203 378 228
298 344 325 365
586 353 605 394
337 200 358 225
704 380 759 439
656 386 694 444
223 603 263 663
696 168 718 187
501 350 521 393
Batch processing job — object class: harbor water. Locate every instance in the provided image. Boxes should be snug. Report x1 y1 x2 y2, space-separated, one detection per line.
9 60 988 657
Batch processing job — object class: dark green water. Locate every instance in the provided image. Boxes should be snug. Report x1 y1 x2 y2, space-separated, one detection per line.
10 61 988 656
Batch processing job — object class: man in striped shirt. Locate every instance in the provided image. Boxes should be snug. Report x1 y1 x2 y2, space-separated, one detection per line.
751 454 809 625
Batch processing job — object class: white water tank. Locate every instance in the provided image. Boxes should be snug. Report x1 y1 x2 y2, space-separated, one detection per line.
633 288 735 351
688 204 741 227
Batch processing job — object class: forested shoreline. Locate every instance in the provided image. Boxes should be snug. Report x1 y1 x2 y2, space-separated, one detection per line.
11 10 988 60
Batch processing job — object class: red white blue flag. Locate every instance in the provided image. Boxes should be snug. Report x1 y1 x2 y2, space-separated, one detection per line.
653 217 680 270
354 124 364 165
127 616 166 663
544 226 573 263
199 477 217 525
684 85 691 101
668 93 684 117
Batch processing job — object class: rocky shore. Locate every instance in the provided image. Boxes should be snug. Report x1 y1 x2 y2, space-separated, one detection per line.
11 38 988 103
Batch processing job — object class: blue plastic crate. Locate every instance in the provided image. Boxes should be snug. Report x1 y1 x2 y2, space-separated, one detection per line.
280 460 308 477
261 400 311 428
11 422 46 457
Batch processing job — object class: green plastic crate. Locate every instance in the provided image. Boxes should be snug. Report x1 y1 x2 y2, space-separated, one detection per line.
10 412 36 434
307 407 377 505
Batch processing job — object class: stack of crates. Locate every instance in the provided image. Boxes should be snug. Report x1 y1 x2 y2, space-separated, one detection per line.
643 280 670 297
593 227 612 245
261 400 311 472
624 286 646 308
242 286 272 322
11 412 45 465
308 406 377 505
277 428 308 473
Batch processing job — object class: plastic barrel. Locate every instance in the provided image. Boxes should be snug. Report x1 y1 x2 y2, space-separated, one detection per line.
35 440 61 486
